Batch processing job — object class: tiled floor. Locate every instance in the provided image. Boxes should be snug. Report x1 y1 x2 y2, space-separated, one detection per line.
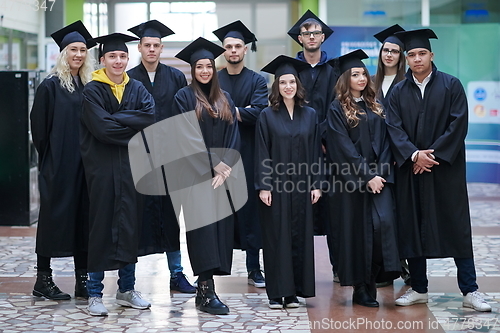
0 183 499 332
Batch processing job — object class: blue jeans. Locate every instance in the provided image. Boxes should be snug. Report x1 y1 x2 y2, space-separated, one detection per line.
87 263 136 298
408 257 478 295
166 250 183 277
246 248 261 272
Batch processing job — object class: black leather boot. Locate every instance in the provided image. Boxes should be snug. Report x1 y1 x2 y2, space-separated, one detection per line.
74 269 88 299
33 270 71 300
197 279 229 315
353 283 379 307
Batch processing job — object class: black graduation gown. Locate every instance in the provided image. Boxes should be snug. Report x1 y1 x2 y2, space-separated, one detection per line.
30 75 89 257
218 67 268 250
296 50 339 236
81 79 155 272
372 74 401 112
255 104 319 299
128 62 187 256
385 64 473 259
172 86 240 276
326 99 400 286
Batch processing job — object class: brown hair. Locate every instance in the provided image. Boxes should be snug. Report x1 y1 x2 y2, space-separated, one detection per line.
372 42 406 100
335 67 383 128
269 74 307 111
190 58 233 123
300 18 322 32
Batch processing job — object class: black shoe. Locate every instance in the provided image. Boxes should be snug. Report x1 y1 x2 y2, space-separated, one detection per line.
268 298 283 309
170 272 196 294
197 279 229 315
74 269 88 299
284 295 300 308
248 270 266 288
353 284 379 307
33 270 71 300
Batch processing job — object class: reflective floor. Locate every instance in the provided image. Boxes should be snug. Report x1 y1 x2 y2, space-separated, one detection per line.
0 183 499 332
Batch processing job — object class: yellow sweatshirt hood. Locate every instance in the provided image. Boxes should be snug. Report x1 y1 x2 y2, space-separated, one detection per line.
92 68 130 103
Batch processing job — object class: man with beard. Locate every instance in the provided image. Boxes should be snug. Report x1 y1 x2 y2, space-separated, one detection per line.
288 10 339 281
127 20 195 294
213 21 268 288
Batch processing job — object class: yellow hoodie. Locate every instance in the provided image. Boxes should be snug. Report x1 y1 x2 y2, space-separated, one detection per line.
92 68 130 103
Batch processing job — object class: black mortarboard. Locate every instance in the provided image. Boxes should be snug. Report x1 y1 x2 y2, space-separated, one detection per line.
50 20 96 51
394 28 438 52
92 33 139 58
287 9 334 45
213 20 257 52
329 49 369 74
175 37 226 65
373 24 405 50
128 19 175 39
261 55 310 78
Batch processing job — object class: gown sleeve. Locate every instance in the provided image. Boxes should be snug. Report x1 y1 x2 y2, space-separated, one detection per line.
30 79 55 161
82 82 155 146
254 110 273 191
237 74 268 125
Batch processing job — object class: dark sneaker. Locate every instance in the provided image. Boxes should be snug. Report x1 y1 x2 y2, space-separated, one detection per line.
284 295 300 308
170 272 196 294
268 298 283 309
248 270 266 288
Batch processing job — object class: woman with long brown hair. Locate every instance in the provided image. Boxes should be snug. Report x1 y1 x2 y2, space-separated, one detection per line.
325 49 400 307
372 24 406 110
256 55 321 309
173 37 240 315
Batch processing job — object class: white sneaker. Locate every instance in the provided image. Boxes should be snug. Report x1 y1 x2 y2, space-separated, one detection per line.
395 288 428 306
116 290 151 309
463 291 492 312
88 297 108 316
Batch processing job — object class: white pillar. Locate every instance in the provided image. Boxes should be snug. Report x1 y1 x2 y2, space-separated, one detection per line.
421 0 430 26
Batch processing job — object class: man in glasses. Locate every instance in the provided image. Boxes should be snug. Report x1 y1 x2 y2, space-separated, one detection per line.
288 10 339 282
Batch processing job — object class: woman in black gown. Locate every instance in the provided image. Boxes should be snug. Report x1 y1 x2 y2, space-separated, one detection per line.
30 21 95 300
172 37 240 315
256 55 321 309
325 49 400 307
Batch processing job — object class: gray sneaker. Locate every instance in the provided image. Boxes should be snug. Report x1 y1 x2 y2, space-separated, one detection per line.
116 290 151 309
87 297 108 316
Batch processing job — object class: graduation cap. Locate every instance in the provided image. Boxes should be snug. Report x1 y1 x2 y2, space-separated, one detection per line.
261 55 310 78
175 37 226 65
128 19 175 40
329 49 369 74
394 28 438 52
50 20 96 51
212 20 257 52
287 9 334 45
92 33 139 58
373 24 405 50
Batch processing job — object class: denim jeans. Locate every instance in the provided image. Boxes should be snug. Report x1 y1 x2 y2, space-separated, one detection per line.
408 257 478 295
87 263 136 298
166 250 183 277
246 248 261 272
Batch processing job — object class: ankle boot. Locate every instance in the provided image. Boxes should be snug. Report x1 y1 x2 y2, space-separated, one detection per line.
74 269 88 299
197 279 229 315
33 270 71 300
353 283 379 307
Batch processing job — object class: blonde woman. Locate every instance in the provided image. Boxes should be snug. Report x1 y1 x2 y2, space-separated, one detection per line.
30 21 95 300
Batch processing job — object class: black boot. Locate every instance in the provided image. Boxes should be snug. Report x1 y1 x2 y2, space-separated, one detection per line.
197 279 229 315
74 269 88 299
353 283 379 307
33 270 71 300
